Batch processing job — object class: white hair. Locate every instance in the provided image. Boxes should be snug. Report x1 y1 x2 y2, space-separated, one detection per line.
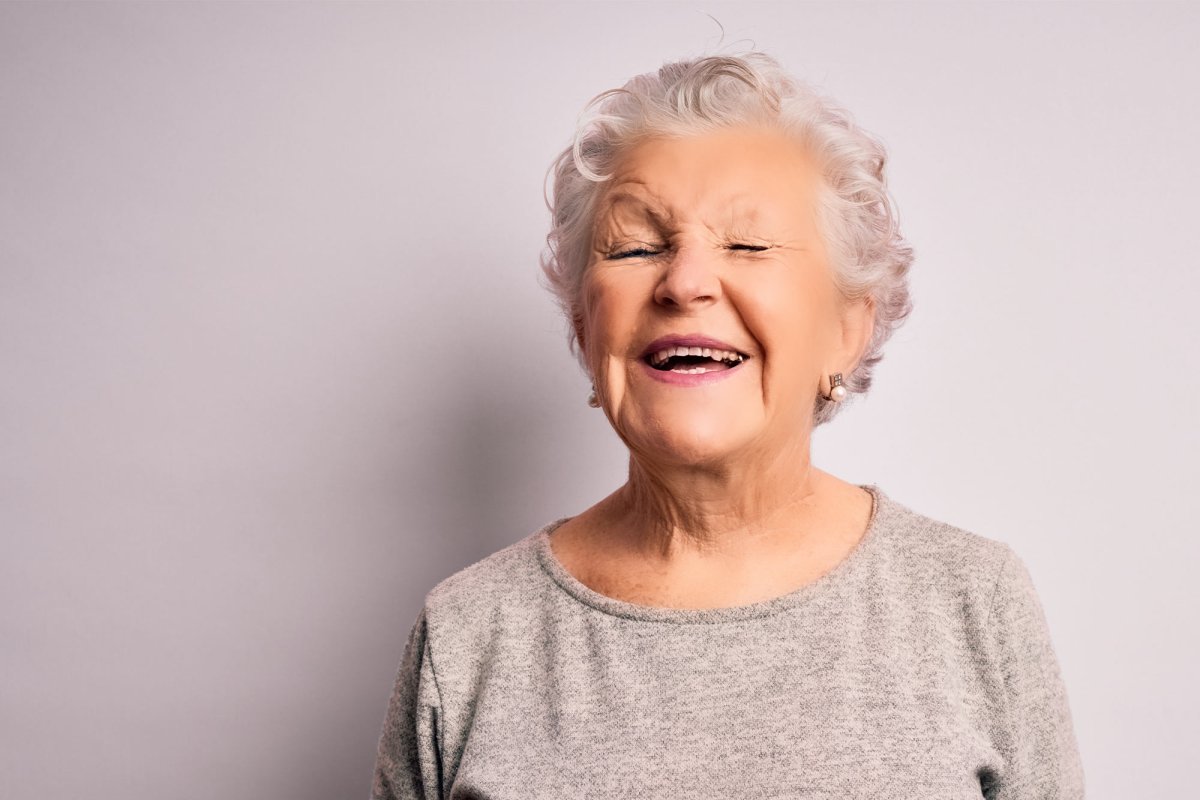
539 51 914 426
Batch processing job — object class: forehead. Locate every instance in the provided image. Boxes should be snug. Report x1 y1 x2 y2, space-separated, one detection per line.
594 127 822 227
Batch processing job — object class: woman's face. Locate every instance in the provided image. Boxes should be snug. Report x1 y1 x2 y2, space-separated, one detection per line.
578 125 874 468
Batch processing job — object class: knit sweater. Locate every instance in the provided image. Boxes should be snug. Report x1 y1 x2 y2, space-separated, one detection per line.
370 484 1085 799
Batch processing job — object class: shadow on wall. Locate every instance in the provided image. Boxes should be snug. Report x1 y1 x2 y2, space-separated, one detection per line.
279 353 589 800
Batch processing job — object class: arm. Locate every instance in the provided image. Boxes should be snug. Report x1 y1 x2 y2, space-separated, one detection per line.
985 546 1086 799
370 606 444 800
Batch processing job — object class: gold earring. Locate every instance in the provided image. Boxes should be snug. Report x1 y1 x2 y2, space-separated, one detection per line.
826 372 846 402
587 386 601 408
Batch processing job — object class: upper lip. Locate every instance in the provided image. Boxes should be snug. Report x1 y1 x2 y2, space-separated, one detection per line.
639 333 750 359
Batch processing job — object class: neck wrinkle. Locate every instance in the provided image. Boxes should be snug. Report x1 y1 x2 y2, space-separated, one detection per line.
609 444 822 558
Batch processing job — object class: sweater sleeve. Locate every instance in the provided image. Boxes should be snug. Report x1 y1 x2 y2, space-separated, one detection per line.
370 606 444 800
984 546 1086 799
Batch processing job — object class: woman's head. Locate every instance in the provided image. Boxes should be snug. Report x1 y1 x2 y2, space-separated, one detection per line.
540 52 913 464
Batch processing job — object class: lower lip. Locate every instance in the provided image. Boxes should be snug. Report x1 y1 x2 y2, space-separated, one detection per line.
637 358 749 386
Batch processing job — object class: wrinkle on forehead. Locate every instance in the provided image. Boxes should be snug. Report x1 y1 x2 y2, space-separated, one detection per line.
595 186 773 230
590 129 825 251
593 188 793 251
595 184 675 229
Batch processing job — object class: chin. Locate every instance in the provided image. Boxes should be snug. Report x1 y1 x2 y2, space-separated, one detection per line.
635 416 756 468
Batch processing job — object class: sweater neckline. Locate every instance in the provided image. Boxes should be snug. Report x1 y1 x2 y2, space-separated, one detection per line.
533 483 889 624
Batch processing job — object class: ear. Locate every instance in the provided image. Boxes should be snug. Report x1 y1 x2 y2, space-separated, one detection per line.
835 295 876 375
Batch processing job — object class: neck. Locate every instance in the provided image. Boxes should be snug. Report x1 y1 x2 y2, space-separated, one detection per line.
604 434 826 559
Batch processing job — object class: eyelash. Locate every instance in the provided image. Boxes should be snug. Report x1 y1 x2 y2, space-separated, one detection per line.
608 247 658 260
608 244 769 260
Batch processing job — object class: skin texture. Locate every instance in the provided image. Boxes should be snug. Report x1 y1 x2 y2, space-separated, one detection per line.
550 125 878 610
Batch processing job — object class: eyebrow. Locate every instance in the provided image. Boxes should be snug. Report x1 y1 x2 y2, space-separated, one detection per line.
597 190 676 228
597 189 768 229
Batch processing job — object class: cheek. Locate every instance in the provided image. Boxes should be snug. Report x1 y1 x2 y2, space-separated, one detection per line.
578 280 626 374
735 272 833 372
581 274 643 348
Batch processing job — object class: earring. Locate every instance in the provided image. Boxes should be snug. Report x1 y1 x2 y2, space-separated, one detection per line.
587 386 601 408
826 372 847 402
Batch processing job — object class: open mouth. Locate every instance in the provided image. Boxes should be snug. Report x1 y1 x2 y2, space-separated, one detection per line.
644 345 748 374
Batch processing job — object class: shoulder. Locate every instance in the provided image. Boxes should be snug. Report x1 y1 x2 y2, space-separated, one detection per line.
870 488 1019 624
400 520 569 705
878 490 1013 571
416 520 563 643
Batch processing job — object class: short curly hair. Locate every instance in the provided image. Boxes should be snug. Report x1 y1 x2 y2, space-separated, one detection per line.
539 51 914 427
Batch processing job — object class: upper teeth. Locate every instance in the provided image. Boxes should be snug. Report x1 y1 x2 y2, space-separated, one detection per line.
649 345 744 366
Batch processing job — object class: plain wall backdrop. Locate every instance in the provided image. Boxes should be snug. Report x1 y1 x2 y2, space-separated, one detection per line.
2 2 1197 798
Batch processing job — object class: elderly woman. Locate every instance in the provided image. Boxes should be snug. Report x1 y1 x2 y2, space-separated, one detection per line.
371 52 1084 799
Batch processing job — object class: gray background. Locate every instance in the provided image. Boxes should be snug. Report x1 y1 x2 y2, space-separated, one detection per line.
2 2 1196 798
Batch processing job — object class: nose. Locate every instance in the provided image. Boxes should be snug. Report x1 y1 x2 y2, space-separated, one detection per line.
653 243 723 310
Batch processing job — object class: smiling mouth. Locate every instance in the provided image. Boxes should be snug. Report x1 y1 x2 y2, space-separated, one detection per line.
644 346 748 374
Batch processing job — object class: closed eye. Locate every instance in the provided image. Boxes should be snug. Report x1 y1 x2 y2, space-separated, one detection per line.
608 247 662 260
728 243 769 252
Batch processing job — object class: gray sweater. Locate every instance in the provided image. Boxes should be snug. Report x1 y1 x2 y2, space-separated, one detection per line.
371 484 1085 799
